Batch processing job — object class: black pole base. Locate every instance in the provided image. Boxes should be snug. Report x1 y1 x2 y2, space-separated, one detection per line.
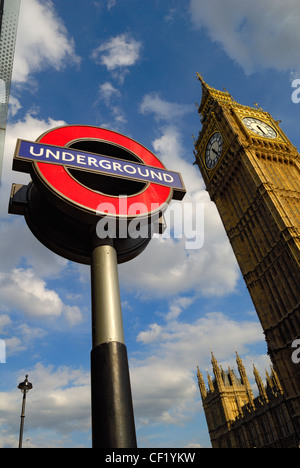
91 341 137 448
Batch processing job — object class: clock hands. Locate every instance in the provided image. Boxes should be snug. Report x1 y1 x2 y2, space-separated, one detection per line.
206 132 223 169
256 125 267 136
243 117 276 139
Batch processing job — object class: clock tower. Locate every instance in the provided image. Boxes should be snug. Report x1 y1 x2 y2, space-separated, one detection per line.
194 75 300 439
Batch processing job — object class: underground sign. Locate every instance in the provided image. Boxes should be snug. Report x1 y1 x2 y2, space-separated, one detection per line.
10 125 186 264
13 125 185 220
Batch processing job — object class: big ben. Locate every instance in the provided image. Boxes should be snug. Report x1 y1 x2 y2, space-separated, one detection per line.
194 75 300 439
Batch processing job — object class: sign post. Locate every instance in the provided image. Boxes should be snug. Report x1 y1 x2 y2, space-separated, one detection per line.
90 240 137 448
9 125 186 448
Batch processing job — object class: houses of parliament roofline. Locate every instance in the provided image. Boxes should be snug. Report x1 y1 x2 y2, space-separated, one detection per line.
197 352 298 448
197 351 283 403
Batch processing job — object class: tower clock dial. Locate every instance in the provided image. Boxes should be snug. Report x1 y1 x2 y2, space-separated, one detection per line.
205 132 223 169
243 117 277 139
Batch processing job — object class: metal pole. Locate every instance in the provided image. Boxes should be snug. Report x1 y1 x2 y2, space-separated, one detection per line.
18 391 27 449
90 240 137 448
18 375 32 449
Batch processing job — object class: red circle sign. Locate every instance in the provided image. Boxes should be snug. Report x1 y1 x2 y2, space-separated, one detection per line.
35 125 172 219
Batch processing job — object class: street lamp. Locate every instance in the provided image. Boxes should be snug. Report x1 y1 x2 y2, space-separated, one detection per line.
18 375 33 449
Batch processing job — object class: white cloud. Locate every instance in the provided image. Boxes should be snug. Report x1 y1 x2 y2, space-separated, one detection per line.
0 268 63 318
166 296 195 321
119 125 239 298
107 0 117 10
0 112 83 361
136 312 264 359
3 322 47 357
0 114 69 281
97 82 127 126
63 305 84 327
137 323 165 345
131 311 265 426
2 112 67 201
91 33 142 71
151 125 204 194
13 0 80 84
8 97 22 118
0 364 90 447
0 315 11 334
140 93 193 122
121 235 238 298
0 268 83 328
99 81 121 105
131 360 196 426
190 0 300 73
0 217 68 279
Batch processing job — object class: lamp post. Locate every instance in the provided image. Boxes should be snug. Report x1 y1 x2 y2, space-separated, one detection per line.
18 375 33 449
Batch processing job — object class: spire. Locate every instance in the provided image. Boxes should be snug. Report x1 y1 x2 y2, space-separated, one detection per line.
211 351 223 389
235 351 255 407
236 351 250 388
265 368 274 389
207 370 215 393
196 73 212 97
196 73 234 120
253 364 268 403
196 73 223 99
228 366 240 386
197 366 207 400
235 350 242 365
271 365 284 395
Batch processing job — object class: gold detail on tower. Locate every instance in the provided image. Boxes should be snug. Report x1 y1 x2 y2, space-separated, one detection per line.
198 352 296 448
194 76 300 447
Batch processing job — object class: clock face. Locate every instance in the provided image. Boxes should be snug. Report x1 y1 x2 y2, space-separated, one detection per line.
243 117 277 139
205 132 223 169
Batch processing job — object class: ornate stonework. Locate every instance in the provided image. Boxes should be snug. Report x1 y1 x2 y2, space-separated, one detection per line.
194 76 300 444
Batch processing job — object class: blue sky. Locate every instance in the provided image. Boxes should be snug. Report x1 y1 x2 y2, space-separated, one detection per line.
0 0 300 448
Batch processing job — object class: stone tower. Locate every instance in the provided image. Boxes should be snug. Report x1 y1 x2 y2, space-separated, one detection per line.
194 75 300 439
198 352 297 448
